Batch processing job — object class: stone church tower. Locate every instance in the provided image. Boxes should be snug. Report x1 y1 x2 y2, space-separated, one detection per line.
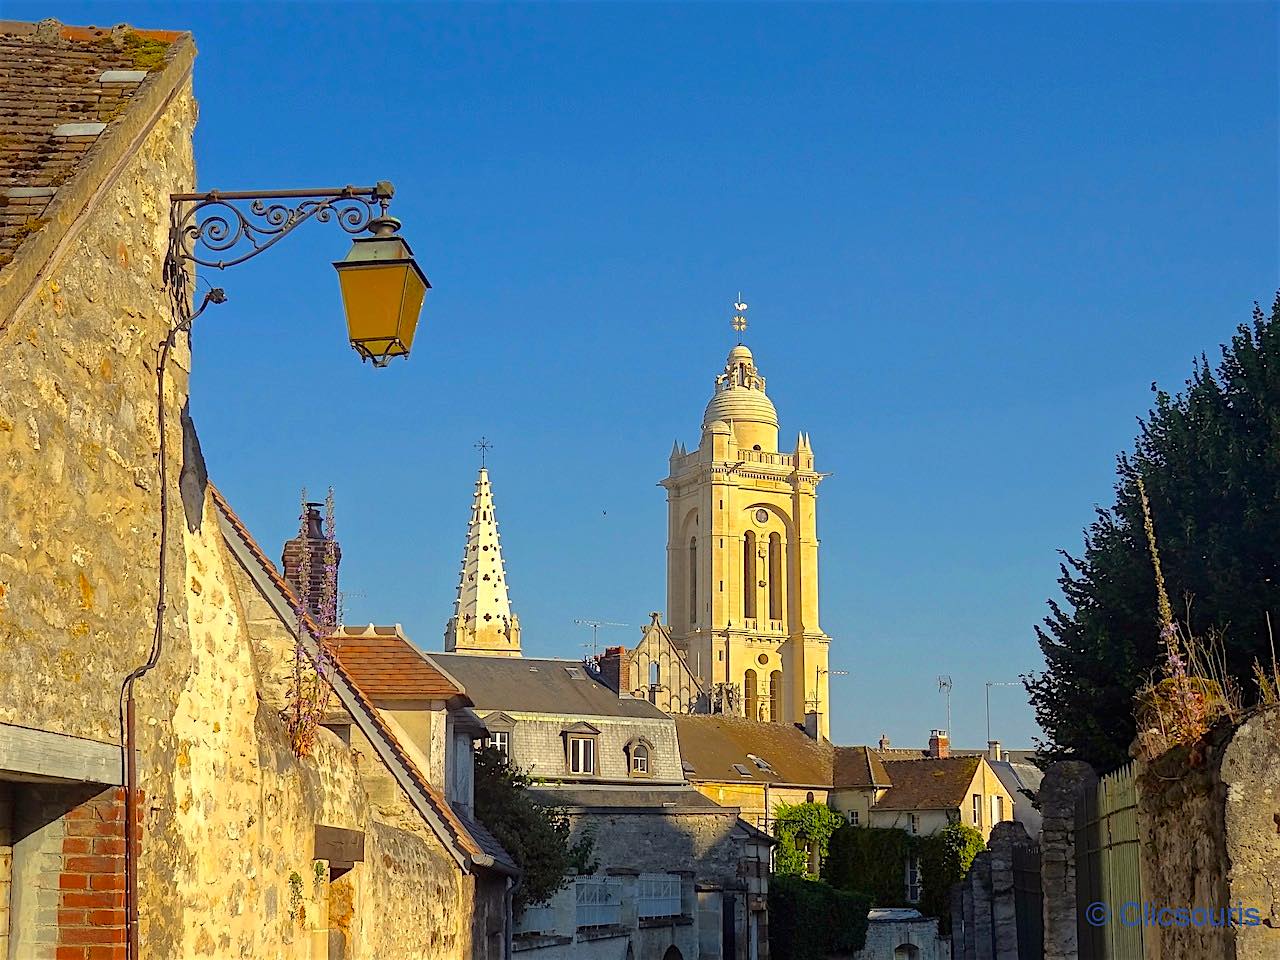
662 340 833 739
444 466 522 656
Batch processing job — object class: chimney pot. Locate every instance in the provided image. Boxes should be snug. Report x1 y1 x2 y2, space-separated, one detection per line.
988 740 1002 762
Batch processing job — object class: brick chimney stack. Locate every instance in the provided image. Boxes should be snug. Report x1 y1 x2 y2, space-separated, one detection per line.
928 729 950 759
282 501 340 626
598 646 632 697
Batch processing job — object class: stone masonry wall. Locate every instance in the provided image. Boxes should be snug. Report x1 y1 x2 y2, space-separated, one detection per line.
573 809 746 889
0 61 486 960
1138 707 1280 960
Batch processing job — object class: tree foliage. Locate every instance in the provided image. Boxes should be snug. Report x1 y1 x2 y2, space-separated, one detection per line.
472 746 597 911
768 874 871 960
918 824 984 930
1026 294 1280 769
772 801 845 878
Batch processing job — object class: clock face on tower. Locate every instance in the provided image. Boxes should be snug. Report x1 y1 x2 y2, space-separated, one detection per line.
754 508 769 525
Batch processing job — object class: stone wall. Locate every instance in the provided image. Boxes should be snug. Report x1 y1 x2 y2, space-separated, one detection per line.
1039 760 1096 960
1137 707 1280 960
0 49 495 960
572 808 747 890
849 915 949 960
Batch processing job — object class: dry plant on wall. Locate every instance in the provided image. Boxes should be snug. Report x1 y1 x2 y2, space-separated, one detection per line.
284 488 340 757
1132 475 1242 761
1250 614 1280 708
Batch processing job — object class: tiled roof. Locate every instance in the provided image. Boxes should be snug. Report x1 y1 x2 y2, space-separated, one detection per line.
431 653 668 719
833 745 891 788
872 757 982 812
210 485 516 876
675 715 833 786
330 625 464 700
0 19 187 270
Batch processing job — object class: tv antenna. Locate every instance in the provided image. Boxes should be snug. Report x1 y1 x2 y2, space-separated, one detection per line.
574 619 630 657
937 675 953 736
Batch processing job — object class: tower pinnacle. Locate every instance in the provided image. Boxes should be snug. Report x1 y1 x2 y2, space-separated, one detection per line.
444 465 522 656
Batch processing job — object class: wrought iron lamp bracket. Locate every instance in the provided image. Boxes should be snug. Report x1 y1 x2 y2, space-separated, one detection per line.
163 182 395 321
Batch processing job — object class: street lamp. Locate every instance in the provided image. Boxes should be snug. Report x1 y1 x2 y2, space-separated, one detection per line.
122 180 428 960
165 181 429 365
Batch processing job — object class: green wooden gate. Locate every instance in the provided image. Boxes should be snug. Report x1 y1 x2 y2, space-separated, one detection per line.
1075 762 1144 960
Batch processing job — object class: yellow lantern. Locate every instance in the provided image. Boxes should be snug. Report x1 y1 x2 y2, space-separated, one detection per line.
333 217 430 366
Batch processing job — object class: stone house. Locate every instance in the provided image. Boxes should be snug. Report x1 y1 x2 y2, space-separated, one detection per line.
427 653 770 960
0 18 511 960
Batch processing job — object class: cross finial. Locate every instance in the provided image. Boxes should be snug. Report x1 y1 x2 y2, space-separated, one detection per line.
731 293 748 344
475 436 492 468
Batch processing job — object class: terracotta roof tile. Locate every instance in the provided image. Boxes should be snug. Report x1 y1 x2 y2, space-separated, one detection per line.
0 19 188 270
675 715 833 786
330 626 463 700
872 757 982 812
833 745 891 788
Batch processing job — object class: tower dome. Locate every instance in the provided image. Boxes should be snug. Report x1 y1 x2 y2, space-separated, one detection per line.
701 344 779 451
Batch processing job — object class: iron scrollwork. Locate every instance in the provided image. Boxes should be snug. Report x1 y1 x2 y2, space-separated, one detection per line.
163 183 394 323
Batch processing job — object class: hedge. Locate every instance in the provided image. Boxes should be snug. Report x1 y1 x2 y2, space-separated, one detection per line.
768 874 872 960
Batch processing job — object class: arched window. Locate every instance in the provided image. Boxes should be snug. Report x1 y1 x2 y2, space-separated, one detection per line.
743 531 757 618
649 661 660 688
768 533 782 620
769 670 782 723
627 737 654 777
744 669 758 721
688 537 697 624
894 944 920 960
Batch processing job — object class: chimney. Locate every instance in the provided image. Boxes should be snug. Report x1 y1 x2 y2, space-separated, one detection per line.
598 646 631 697
988 740 1002 762
928 729 950 759
803 710 821 741
282 501 340 626
878 733 890 751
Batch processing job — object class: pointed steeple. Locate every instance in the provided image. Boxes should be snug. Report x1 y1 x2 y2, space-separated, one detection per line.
444 466 522 657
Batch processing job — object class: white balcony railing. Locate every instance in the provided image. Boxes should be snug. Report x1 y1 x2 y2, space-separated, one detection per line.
516 903 557 936
638 873 682 919
575 877 622 928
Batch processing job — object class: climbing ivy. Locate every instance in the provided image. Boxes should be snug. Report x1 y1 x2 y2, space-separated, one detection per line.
822 822 984 934
772 801 845 878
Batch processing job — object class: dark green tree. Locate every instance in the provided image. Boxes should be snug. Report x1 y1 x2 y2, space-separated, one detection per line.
772 801 845 878
472 746 597 911
1026 294 1280 769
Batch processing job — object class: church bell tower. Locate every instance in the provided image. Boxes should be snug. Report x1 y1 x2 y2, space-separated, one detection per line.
662 300 832 738
444 464 522 657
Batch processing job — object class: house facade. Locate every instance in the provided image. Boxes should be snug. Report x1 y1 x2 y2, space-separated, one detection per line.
427 651 768 960
0 19 510 960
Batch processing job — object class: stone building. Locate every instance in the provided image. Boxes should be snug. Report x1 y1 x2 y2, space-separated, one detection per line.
597 617 706 715
661 335 834 739
0 18 511 960
429 652 769 960
444 467 522 657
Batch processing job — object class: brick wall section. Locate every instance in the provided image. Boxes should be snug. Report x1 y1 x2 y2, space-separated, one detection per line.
56 786 133 960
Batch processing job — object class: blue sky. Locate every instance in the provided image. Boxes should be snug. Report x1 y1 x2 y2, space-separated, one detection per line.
23 1 1278 749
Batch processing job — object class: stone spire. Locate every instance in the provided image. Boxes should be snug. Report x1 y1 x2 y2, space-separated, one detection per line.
444 467 522 657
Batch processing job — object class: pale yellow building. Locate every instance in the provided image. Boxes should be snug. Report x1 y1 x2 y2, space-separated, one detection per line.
662 335 834 738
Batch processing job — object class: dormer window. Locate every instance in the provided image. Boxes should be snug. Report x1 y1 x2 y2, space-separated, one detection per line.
562 722 601 776
626 737 655 778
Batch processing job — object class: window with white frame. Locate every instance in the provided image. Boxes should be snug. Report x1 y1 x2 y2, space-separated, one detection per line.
905 855 921 903
972 793 982 826
569 736 595 775
485 730 510 756
575 877 622 928
847 810 860 827
638 873 682 918
631 743 649 775
908 813 920 835
991 794 1004 825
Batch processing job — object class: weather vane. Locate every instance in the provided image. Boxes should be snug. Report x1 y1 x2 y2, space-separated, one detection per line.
731 293 748 344
475 436 492 468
